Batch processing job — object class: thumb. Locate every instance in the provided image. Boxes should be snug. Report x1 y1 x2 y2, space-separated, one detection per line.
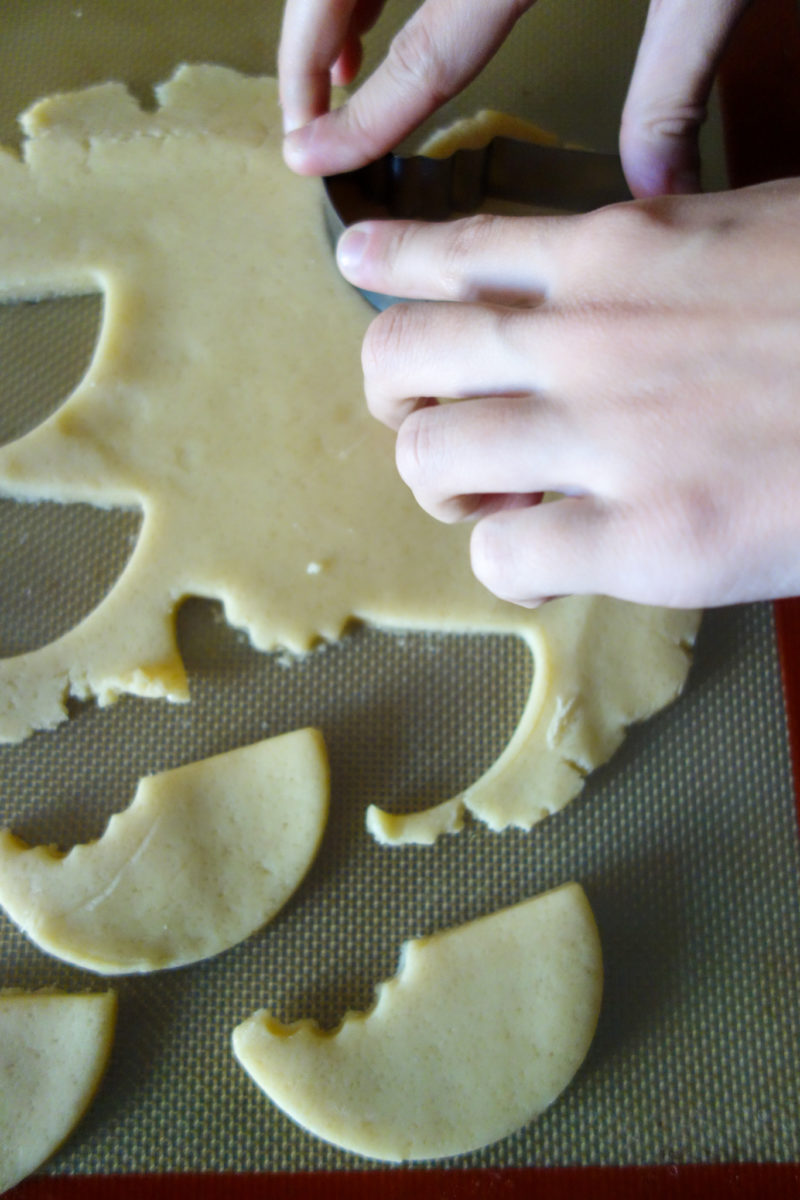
620 0 752 197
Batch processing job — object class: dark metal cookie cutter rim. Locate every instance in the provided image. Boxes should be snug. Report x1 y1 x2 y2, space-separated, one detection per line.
323 137 631 309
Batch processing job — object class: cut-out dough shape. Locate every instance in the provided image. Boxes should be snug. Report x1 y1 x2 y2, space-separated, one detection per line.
418 107 561 157
0 68 699 835
233 881 602 1162
0 728 328 974
0 988 116 1193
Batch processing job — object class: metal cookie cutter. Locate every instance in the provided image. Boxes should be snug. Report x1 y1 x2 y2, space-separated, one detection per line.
323 137 631 309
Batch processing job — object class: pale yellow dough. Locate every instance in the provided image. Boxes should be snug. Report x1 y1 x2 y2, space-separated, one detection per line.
0 68 699 834
0 729 328 973
366 796 465 845
419 107 560 157
233 881 602 1162
0 988 116 1192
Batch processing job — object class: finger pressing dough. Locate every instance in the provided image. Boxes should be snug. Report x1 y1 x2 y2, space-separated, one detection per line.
0 728 328 973
0 988 116 1192
0 67 699 835
233 882 602 1162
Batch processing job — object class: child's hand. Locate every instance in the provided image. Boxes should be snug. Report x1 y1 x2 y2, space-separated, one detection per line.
337 181 800 608
278 0 750 199
278 0 528 174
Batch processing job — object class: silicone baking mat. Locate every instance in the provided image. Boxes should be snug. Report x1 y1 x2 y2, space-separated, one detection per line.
1 0 799 1194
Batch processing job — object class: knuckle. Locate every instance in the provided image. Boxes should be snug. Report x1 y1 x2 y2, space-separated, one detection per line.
621 488 726 607
395 406 435 489
638 101 707 147
339 96 388 159
383 221 425 279
478 303 535 377
439 214 501 299
384 20 452 109
576 201 639 247
565 199 665 275
470 517 516 598
361 303 412 383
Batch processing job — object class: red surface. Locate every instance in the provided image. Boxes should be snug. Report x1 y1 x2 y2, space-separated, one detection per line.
719 0 800 188
776 598 800 833
721 0 800 838
10 1164 800 1199
8 1 800 1197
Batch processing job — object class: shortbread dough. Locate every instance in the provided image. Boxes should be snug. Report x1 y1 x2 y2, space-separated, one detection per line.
0 728 328 973
418 107 561 158
233 881 602 1162
366 796 465 845
0 988 116 1192
0 67 699 833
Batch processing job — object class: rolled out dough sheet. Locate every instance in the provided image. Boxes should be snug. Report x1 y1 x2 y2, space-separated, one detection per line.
0 67 699 833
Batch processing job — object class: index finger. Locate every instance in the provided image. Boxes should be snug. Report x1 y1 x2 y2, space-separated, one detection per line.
282 0 534 175
278 0 363 133
337 213 567 306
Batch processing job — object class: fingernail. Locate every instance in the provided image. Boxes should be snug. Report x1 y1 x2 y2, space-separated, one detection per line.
337 228 368 276
282 112 304 136
282 125 311 169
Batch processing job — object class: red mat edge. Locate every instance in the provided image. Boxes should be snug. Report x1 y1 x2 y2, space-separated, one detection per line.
8 1163 800 1199
722 0 800 833
9 1 800 1196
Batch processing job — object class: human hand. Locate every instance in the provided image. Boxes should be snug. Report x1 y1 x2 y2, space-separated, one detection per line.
279 0 751 198
336 180 800 609
278 0 537 173
620 0 752 196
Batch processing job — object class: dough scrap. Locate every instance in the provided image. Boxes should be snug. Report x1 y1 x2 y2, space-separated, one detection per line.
232 881 602 1162
366 796 466 845
0 67 699 833
0 988 116 1192
0 728 328 973
418 107 560 157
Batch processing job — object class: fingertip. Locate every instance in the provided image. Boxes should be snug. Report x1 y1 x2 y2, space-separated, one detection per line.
283 109 376 176
469 510 516 599
282 120 338 175
336 225 369 277
469 501 582 607
282 125 313 170
469 515 547 607
618 141 700 199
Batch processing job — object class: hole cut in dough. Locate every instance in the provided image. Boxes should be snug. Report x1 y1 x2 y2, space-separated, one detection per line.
233 882 602 1163
0 988 116 1192
0 728 328 973
0 68 699 838
0 292 103 446
0 499 142 658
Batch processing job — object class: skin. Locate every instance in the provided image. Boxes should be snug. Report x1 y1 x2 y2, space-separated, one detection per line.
278 0 800 609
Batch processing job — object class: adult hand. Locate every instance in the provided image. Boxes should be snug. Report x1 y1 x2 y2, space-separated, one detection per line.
336 180 800 609
279 0 753 197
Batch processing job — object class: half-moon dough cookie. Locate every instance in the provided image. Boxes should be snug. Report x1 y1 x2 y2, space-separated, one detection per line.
233 882 602 1162
0 67 699 834
0 728 328 973
0 988 116 1192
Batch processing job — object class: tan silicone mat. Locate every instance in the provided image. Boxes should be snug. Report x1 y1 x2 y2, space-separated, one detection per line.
1 0 798 1176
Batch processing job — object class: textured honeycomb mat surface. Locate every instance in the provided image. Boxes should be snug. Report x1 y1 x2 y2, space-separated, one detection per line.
0 0 798 1174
